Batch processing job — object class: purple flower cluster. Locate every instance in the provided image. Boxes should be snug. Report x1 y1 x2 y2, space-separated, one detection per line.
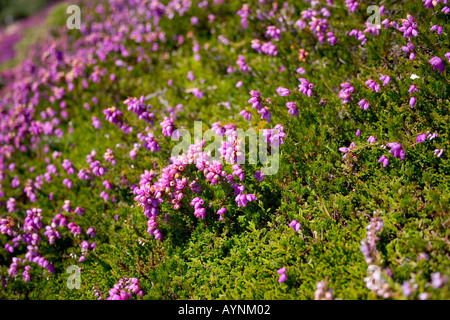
360 211 384 265
262 124 286 148
401 42 416 60
106 278 144 300
103 106 133 134
298 78 314 97
429 56 445 74
236 55 250 72
124 96 155 125
237 4 251 28
339 82 355 104
277 267 287 283
190 197 206 219
137 128 161 152
365 79 380 93
286 102 299 118
160 117 176 137
399 15 419 37
289 220 301 232
266 26 281 41
348 29 367 45
314 280 333 300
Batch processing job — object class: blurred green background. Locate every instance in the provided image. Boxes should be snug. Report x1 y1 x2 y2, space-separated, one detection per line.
0 0 56 26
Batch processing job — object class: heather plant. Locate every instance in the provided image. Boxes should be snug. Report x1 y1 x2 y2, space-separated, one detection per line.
0 0 449 300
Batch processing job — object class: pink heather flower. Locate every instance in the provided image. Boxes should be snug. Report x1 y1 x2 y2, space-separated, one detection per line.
6 198 16 213
434 149 444 157
345 0 359 13
236 55 249 72
81 241 90 251
160 117 176 137
410 96 416 108
419 293 429 300
236 81 243 88
422 0 436 8
408 85 419 95
239 110 252 121
266 26 281 41
416 133 427 143
187 71 195 81
445 52 450 63
430 25 443 35
431 272 448 289
100 191 109 202
296 67 306 74
379 75 391 86
399 15 419 37
278 273 287 283
92 116 102 130
365 79 380 93
348 29 367 45
277 267 287 283
402 281 413 297
11 175 20 188
276 87 290 96
103 180 113 190
286 102 299 117
356 129 361 137
327 31 337 45
296 19 307 30
298 78 314 97
63 178 73 189
258 107 271 123
358 99 370 111
129 148 138 159
217 207 226 221
86 227 96 238
104 149 116 166
235 193 257 207
379 155 389 167
289 220 301 232
387 142 406 160
251 39 262 53
401 42 416 60
427 132 438 140
339 82 354 104
429 56 445 73
339 142 356 159
277 267 286 274
237 4 251 28
367 136 378 144
261 41 278 56
192 88 204 99
255 170 265 182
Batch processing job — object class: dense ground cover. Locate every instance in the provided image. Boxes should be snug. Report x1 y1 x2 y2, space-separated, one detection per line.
0 0 449 300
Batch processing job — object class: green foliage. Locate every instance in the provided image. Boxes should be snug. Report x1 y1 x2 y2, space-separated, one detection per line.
0 0 449 300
